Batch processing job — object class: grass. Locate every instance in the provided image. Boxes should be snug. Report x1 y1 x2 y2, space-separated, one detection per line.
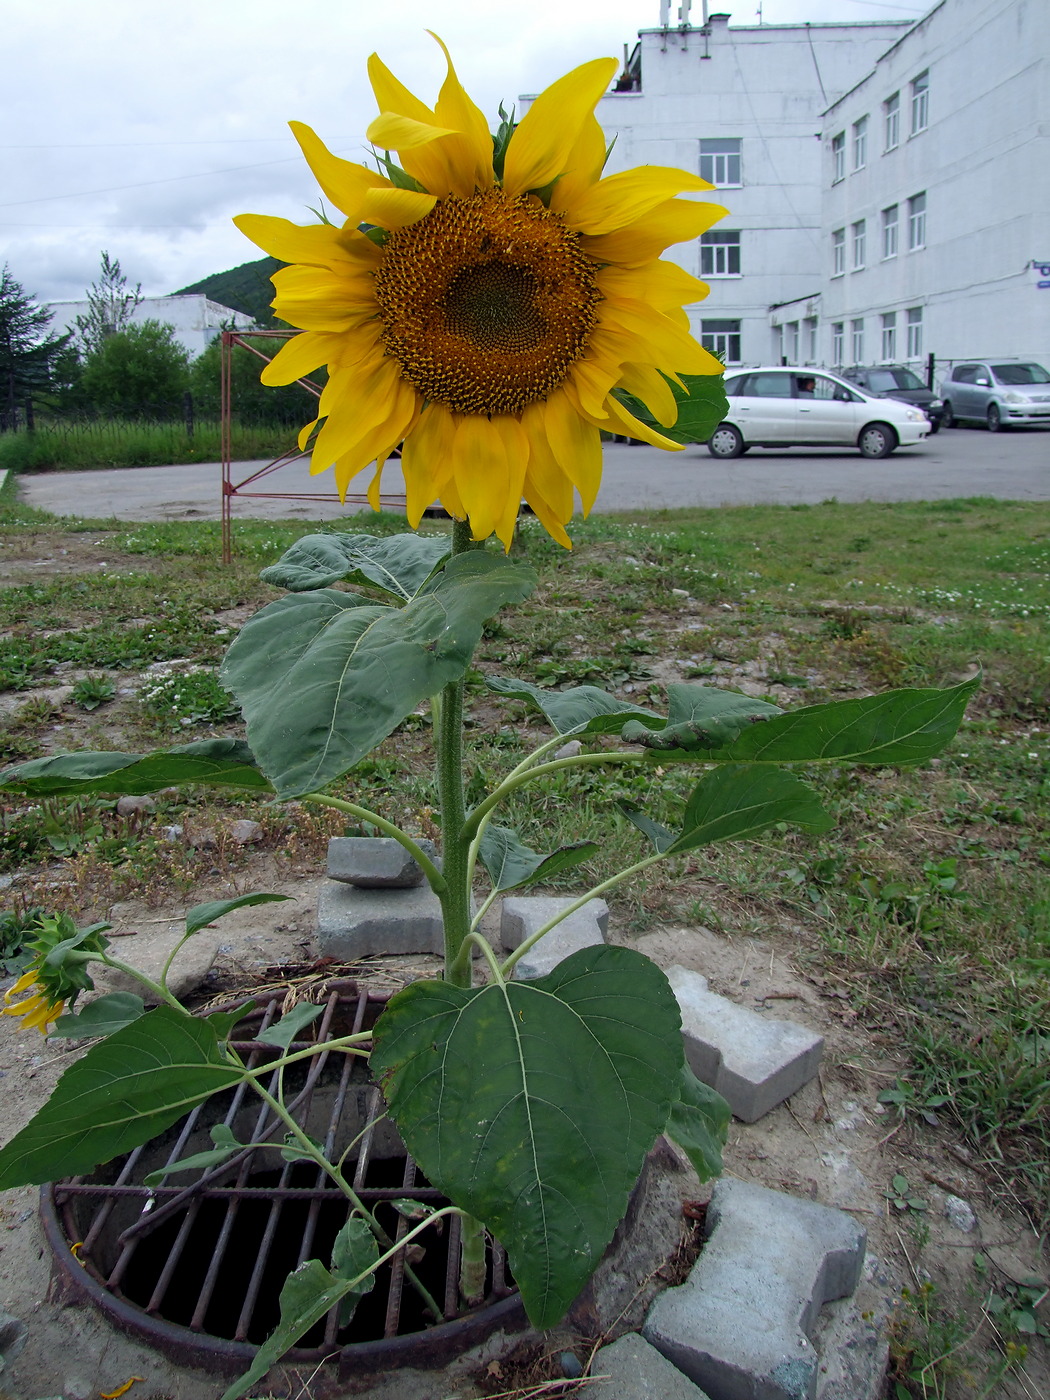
0 493 1048 1251
0 416 298 471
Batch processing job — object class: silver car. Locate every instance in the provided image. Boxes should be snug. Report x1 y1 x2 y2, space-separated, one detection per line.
939 361 1050 431
707 366 930 460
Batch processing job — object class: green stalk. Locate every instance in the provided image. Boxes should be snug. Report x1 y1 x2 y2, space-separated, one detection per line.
300 792 447 893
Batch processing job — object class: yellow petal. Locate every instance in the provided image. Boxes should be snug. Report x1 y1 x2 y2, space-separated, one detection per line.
331 377 419 498
597 391 684 451
361 186 438 229
312 359 402 468
567 354 621 419
598 258 708 310
566 167 714 236
617 363 679 426
366 112 458 153
583 198 727 266
503 58 618 198
259 332 345 387
521 402 574 547
288 122 388 218
368 51 438 126
599 297 711 374
452 415 513 543
431 32 495 194
401 402 457 526
5 968 39 1000
270 266 377 332
232 214 357 268
542 390 603 514
298 418 319 452
550 115 608 217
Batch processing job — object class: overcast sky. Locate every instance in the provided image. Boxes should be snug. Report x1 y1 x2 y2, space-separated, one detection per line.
3 0 928 311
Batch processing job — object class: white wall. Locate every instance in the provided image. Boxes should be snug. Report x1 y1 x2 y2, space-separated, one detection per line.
820 0 1050 373
45 294 255 360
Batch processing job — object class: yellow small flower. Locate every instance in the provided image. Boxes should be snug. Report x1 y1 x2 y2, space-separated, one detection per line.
3 968 66 1032
235 36 726 549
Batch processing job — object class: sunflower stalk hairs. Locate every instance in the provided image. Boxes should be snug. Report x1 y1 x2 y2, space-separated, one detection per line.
0 40 975 1400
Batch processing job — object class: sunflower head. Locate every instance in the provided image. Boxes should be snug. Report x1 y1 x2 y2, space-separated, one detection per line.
234 37 726 549
2 913 109 1034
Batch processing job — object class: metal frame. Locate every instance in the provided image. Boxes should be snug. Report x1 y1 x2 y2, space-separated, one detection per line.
219 330 408 563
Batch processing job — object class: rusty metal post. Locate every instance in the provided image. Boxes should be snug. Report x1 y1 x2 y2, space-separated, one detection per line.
221 331 233 564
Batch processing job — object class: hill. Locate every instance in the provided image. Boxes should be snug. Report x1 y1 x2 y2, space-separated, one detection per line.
174 256 284 327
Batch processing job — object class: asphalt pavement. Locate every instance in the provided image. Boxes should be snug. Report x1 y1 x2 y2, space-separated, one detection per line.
12 423 1049 524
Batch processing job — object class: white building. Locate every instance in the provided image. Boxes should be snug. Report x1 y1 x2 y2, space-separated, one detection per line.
814 0 1049 374
524 2 1049 373
45 293 255 360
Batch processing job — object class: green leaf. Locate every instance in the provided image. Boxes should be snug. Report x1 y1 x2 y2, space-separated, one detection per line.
259 531 449 599
622 684 781 751
665 1062 730 1181
50 991 146 1039
185 893 291 938
477 824 599 892
0 739 272 797
143 1123 243 1187
613 372 728 446
487 675 659 735
699 677 979 767
222 552 536 798
371 945 682 1328
618 802 677 854
0 1005 246 1189
256 1001 325 1048
667 764 833 853
219 1237 377 1400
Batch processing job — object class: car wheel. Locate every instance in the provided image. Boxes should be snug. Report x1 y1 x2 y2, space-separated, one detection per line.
857 422 898 459
941 401 955 428
707 424 745 459
928 420 940 434
987 403 1004 432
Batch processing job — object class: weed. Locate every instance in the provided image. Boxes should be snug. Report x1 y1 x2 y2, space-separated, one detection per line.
70 675 116 710
885 1173 928 1214
878 1079 952 1127
138 667 241 728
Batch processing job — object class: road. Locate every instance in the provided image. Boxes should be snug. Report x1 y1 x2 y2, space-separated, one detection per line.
12 423 1049 524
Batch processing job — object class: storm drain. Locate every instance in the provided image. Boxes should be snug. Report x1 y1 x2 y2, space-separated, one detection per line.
42 982 525 1378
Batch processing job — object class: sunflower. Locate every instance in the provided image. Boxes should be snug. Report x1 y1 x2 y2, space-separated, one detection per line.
2 969 66 1033
2 913 107 1035
234 37 726 548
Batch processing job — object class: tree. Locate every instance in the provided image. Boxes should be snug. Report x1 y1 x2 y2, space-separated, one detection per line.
79 320 189 419
73 252 143 355
0 264 71 431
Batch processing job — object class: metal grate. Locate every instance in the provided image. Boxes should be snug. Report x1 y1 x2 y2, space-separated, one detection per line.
42 982 523 1376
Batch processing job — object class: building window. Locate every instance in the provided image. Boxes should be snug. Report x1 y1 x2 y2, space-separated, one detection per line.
907 306 923 359
700 138 742 187
701 319 741 363
851 318 865 363
786 321 800 362
832 132 845 183
882 204 899 259
908 192 927 250
884 92 900 151
852 116 868 171
805 317 818 363
832 228 846 276
700 230 741 276
832 322 845 366
852 219 867 270
911 70 929 134
881 312 897 362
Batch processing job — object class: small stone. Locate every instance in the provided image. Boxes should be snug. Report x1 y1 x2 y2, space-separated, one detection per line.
188 827 219 849
944 1195 977 1233
116 794 156 817
560 1351 584 1379
0 1306 28 1365
327 836 437 888
555 739 583 759
160 824 184 841
229 819 263 845
671 588 689 597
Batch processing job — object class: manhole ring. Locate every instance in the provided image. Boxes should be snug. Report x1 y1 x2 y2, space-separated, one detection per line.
42 981 526 1378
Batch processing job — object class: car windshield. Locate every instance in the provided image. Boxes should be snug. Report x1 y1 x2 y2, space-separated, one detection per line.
992 363 1050 385
865 369 924 392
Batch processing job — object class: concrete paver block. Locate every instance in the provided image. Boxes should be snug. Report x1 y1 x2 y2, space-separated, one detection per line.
327 836 438 888
317 881 444 957
667 965 823 1122
589 1333 714 1399
644 1178 867 1400
500 896 608 979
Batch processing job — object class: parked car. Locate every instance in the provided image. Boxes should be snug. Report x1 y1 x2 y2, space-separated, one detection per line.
839 364 944 431
707 367 930 459
939 361 1050 431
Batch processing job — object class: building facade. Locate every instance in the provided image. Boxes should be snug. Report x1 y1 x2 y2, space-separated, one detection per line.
523 2 1048 373
45 294 254 360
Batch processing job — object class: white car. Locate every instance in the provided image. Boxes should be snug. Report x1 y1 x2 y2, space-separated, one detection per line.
707 366 931 460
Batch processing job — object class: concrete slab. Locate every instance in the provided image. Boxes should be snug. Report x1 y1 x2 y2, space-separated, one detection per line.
667 965 823 1122
316 881 444 958
644 1177 867 1400
589 1333 714 1399
327 835 438 888
500 896 608 979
